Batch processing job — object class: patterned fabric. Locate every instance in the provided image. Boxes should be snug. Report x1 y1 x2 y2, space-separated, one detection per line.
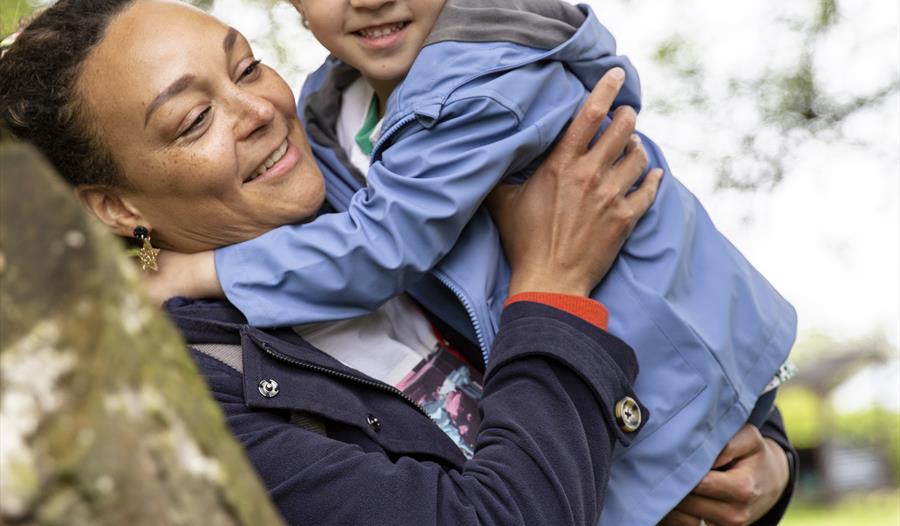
396 343 483 458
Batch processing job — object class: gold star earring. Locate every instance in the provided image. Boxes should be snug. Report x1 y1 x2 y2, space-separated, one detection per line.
131 226 160 271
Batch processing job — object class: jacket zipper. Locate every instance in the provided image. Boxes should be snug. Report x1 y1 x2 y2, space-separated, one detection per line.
370 114 418 159
257 340 434 421
371 116 491 363
431 270 490 365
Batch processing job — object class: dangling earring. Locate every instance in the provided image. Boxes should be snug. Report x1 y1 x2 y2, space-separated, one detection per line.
132 226 160 272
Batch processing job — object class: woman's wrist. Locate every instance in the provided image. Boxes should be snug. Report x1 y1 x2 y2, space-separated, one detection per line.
508 272 590 298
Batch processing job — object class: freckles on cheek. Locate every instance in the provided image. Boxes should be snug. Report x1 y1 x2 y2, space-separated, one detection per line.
156 160 183 194
156 152 227 197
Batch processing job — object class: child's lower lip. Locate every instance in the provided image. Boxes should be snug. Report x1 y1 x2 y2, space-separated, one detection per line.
354 23 409 50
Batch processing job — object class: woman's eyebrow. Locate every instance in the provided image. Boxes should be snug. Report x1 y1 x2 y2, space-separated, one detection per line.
143 28 239 128
223 27 238 54
144 74 196 128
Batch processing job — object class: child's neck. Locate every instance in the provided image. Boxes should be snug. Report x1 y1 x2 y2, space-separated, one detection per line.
364 76 402 120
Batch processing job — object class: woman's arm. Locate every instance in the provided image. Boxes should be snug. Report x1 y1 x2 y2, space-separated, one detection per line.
199 300 642 526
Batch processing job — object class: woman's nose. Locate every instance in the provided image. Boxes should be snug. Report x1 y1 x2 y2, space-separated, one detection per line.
233 90 276 141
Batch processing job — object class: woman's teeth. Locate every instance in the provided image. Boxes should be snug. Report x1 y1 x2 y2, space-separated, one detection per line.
249 140 288 182
357 22 406 39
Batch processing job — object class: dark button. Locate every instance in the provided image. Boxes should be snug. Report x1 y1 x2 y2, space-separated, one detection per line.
366 413 381 432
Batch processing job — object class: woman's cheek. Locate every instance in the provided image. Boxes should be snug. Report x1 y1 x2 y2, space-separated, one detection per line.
178 147 236 196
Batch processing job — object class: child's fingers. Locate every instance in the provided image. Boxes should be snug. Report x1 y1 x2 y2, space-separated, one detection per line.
560 68 626 154
624 169 663 216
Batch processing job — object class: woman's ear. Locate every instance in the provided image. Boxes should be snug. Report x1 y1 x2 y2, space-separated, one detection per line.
75 186 148 238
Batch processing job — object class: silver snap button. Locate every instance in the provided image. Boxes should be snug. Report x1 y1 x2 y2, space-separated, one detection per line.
258 378 280 398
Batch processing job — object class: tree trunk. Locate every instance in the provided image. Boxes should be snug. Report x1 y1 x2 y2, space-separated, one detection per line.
0 139 285 526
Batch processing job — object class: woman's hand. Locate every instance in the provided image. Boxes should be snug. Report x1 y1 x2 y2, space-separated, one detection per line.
660 425 791 526
488 68 662 297
137 249 223 306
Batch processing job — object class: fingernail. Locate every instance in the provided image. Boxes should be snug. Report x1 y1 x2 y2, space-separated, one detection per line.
609 67 625 81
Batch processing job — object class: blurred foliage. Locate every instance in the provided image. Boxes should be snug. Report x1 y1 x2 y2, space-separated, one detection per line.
649 0 898 191
650 35 707 112
780 393 900 466
0 0 219 36
834 407 900 481
5 0 895 193
790 330 895 365
813 0 839 31
783 491 900 526
193 0 898 193
0 0 37 37
778 387 827 449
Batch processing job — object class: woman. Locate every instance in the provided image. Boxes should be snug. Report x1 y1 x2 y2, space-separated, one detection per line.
0 1 795 525
0 0 653 522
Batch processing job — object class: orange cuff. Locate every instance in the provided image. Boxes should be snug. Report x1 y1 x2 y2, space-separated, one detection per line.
504 292 609 331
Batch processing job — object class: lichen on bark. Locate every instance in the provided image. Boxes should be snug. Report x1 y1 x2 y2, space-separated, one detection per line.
0 141 285 525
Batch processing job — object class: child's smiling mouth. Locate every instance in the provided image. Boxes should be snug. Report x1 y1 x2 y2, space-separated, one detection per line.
353 21 411 49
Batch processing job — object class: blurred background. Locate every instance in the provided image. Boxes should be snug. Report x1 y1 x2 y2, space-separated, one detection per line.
2 0 898 523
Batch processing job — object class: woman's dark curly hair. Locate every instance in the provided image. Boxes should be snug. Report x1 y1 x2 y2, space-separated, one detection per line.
0 0 138 188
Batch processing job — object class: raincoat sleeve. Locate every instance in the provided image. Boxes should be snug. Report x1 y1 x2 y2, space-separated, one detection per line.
214 59 638 327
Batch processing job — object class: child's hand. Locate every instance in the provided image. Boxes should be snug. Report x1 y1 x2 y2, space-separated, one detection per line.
138 249 224 306
487 68 662 297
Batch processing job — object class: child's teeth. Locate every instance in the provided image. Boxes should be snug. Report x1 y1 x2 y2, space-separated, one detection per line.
361 23 403 38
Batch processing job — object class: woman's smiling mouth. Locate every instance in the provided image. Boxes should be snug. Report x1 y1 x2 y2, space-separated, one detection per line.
245 138 298 184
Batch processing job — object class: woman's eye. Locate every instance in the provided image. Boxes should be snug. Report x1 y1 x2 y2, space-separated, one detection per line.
181 107 211 137
239 59 262 81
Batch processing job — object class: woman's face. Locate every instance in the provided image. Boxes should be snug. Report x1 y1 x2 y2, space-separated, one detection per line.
79 0 326 251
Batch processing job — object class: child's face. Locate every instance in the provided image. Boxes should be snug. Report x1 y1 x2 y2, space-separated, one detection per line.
293 0 445 89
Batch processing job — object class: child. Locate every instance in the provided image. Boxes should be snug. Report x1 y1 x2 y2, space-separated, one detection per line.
175 1 796 523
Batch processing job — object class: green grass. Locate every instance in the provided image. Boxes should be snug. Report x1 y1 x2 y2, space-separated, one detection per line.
783 492 900 526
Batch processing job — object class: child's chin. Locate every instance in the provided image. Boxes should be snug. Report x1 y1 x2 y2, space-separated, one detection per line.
362 59 414 83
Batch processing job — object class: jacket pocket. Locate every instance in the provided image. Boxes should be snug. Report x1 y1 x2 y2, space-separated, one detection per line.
594 262 708 446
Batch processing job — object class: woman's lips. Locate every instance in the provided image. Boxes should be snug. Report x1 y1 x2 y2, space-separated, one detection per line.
353 21 410 50
245 140 300 185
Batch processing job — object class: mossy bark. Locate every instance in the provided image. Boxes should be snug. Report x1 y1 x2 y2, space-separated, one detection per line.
0 141 285 525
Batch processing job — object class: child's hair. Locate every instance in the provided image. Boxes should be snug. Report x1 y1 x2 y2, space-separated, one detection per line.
0 0 137 188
